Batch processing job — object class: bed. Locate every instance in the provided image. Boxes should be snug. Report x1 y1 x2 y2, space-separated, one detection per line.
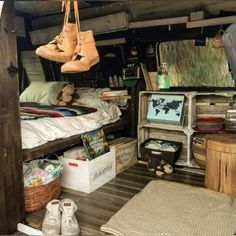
20 81 131 161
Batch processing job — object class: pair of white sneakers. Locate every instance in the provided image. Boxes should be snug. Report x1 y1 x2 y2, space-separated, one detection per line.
42 199 80 235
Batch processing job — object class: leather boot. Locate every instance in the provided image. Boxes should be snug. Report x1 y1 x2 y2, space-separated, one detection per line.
35 23 77 63
61 30 99 73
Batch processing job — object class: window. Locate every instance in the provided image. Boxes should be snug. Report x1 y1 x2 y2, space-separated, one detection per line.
159 39 234 87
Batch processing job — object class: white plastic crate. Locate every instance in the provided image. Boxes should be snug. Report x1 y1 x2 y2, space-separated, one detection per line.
59 149 115 193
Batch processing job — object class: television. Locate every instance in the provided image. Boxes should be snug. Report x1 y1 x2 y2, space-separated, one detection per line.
223 23 236 81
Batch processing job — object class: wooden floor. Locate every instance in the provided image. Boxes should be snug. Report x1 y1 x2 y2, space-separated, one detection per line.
26 164 205 235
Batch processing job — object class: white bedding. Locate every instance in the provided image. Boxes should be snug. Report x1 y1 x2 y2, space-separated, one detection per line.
21 103 121 149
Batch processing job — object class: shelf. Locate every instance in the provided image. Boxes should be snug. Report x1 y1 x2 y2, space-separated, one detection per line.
140 90 194 97
175 159 188 167
192 127 226 134
139 120 186 132
138 90 236 168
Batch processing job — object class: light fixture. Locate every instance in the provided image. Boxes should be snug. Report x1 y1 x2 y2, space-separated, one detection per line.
186 15 236 28
129 16 189 29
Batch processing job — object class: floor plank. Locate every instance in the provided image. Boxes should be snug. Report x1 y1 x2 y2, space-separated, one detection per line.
25 164 205 235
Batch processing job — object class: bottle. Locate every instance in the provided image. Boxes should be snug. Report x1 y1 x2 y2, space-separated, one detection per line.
156 62 170 89
118 76 123 87
113 75 118 87
109 76 114 88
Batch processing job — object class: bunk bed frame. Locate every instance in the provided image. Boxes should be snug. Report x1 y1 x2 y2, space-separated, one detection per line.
0 2 24 234
22 117 131 161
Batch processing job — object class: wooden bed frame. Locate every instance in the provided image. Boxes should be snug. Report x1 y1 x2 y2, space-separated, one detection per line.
22 117 131 161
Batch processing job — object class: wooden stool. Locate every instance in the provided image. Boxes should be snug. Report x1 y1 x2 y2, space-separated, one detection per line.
205 134 236 197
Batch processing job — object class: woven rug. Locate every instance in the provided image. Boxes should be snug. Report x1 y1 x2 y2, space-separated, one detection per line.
101 180 236 236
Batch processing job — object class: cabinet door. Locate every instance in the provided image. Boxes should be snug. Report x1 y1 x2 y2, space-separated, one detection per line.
0 1 24 234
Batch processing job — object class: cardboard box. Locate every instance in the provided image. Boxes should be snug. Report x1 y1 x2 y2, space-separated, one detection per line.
59 149 115 193
108 137 137 174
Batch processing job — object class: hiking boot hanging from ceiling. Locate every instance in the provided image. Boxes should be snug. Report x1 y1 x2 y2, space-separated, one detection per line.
35 1 77 63
61 30 99 73
61 1 100 73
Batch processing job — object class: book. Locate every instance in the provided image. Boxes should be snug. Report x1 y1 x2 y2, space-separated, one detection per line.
81 128 110 160
147 94 185 126
101 95 131 100
101 90 128 97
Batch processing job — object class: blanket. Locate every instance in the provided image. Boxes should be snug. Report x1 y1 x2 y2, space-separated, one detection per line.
20 102 97 120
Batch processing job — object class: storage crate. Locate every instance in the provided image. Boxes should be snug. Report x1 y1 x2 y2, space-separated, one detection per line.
108 137 137 174
59 149 115 193
140 138 182 166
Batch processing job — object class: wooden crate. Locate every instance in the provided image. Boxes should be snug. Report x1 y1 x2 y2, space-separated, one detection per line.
138 126 188 165
191 93 234 127
138 91 236 168
138 91 193 166
108 137 137 174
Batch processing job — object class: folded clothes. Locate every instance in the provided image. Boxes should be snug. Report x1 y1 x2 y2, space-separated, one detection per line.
145 140 178 152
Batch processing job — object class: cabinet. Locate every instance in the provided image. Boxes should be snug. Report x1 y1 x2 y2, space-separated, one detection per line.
138 90 236 167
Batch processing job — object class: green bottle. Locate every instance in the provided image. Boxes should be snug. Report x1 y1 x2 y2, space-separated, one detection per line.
157 62 170 89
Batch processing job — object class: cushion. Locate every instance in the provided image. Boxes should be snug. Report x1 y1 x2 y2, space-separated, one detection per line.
20 81 66 105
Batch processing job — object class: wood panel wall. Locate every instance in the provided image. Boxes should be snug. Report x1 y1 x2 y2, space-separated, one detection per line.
0 1 24 234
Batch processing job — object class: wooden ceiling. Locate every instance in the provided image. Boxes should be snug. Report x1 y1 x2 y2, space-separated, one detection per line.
15 0 236 21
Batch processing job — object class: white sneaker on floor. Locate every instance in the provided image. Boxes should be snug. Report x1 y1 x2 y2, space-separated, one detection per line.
61 199 80 235
42 199 61 235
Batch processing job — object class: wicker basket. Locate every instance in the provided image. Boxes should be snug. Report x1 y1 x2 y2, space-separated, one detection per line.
212 29 224 48
192 141 206 168
24 176 62 212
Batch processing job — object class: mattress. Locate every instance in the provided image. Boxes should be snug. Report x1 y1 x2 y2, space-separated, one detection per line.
21 103 121 149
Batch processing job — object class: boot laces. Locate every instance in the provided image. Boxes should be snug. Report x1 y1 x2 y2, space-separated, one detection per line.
63 208 74 226
48 210 59 224
54 33 66 45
